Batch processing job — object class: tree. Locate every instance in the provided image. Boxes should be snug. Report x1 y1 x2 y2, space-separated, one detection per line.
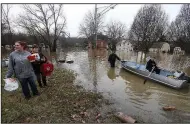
168 4 190 52
79 10 104 39
2 4 13 45
128 4 169 52
48 4 66 51
17 4 66 52
105 20 127 51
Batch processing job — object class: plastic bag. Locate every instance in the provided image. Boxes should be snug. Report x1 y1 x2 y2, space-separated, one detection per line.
32 53 40 61
4 78 19 91
27 53 40 62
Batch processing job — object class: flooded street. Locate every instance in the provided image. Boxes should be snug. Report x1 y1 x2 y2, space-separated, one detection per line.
55 48 190 123
2 3 190 123
2 48 190 123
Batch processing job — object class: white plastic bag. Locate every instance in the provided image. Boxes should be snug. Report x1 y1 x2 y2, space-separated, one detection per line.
4 78 19 91
32 53 40 61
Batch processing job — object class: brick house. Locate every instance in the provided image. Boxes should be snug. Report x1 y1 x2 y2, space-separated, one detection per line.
88 34 108 49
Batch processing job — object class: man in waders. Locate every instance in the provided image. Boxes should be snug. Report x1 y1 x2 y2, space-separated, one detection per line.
108 51 121 68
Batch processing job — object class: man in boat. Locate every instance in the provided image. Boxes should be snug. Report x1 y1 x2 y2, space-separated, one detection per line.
108 51 121 68
146 57 160 74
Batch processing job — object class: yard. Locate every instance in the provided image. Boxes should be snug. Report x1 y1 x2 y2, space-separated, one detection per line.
1 67 120 123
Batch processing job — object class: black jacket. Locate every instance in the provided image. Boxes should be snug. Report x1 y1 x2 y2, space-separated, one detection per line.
108 53 121 63
146 59 157 71
31 53 47 73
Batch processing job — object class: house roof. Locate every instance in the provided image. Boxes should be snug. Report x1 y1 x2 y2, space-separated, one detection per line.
151 42 168 48
116 40 131 45
88 34 109 41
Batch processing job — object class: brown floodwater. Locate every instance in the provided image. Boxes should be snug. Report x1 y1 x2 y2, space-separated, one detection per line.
2 48 190 123
55 48 190 123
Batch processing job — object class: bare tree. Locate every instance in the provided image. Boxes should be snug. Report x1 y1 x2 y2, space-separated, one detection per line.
128 4 169 52
17 15 42 44
168 4 190 52
48 4 66 51
79 10 104 38
17 4 66 52
105 20 127 51
2 4 13 45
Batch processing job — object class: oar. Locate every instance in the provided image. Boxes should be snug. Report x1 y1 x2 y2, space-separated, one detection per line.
119 60 125 68
144 66 155 84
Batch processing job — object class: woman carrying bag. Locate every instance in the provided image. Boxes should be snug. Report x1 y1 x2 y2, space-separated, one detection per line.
30 44 48 88
6 41 39 100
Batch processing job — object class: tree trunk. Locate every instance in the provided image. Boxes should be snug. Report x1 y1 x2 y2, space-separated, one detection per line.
52 39 56 52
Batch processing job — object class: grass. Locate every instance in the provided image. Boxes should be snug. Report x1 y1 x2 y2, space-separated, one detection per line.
1 67 120 123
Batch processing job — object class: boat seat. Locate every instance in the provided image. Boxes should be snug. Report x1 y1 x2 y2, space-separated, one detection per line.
130 65 137 69
138 65 146 71
130 65 140 69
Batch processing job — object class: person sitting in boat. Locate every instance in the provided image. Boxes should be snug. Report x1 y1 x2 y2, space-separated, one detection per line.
108 51 121 68
146 57 160 74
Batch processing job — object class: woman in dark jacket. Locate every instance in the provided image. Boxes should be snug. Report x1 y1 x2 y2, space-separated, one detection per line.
31 44 48 88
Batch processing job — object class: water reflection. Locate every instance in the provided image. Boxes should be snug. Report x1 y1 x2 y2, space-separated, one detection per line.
88 55 98 92
107 68 120 81
119 68 190 108
48 48 190 123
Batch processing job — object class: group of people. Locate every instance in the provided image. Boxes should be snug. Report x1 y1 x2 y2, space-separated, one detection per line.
6 42 160 100
5 41 48 100
108 51 160 74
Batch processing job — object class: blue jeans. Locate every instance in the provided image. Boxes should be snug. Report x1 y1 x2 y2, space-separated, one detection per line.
18 76 39 98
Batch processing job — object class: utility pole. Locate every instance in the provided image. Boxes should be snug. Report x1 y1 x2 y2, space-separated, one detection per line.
94 4 97 49
94 4 117 49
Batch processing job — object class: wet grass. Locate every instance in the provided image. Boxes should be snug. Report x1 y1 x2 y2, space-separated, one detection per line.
1 67 120 123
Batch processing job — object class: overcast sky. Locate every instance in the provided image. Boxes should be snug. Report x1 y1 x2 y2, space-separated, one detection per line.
8 4 182 37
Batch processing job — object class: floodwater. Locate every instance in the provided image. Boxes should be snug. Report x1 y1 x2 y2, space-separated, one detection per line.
55 48 190 123
2 48 190 123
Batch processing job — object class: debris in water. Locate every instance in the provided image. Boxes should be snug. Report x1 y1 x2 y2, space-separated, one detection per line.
66 60 74 64
163 106 176 111
115 112 137 123
58 60 65 63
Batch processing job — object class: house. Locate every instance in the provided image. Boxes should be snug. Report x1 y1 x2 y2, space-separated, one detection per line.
88 34 108 49
27 45 33 51
180 50 185 55
96 39 108 49
88 48 107 59
149 42 170 53
45 45 50 48
116 40 133 51
173 47 181 54
5 45 12 50
173 47 185 55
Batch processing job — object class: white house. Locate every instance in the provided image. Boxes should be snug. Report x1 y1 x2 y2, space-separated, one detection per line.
173 47 185 55
149 42 170 53
27 45 33 51
173 47 181 54
5 45 12 50
116 40 133 51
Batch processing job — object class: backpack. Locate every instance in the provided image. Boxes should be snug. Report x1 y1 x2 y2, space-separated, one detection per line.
40 61 54 76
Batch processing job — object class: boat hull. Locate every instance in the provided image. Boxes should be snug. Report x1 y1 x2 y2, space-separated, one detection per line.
121 61 188 89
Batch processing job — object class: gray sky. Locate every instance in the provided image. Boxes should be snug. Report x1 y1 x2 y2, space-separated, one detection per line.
9 4 182 37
